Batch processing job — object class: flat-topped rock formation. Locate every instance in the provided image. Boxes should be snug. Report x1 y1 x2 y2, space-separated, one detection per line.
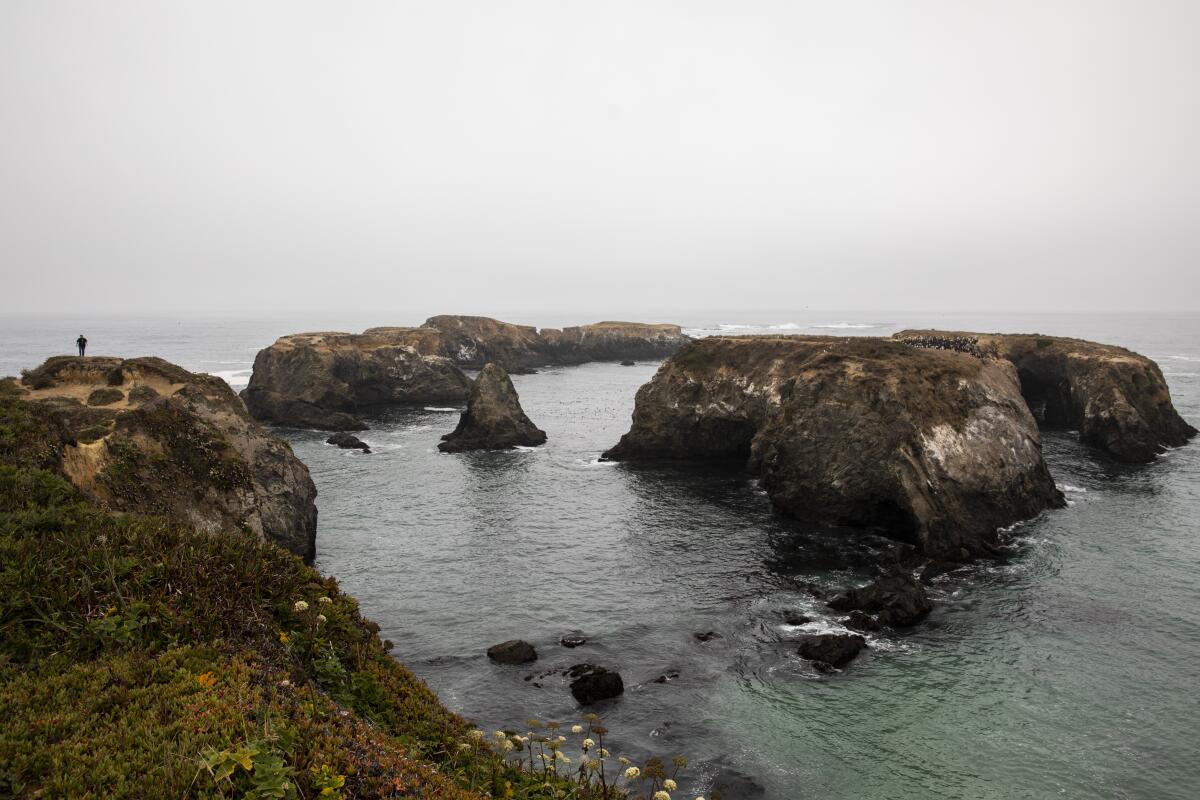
438 363 547 452
242 329 472 430
418 315 690 371
12 356 319 561
603 336 1064 559
895 331 1196 462
245 316 688 429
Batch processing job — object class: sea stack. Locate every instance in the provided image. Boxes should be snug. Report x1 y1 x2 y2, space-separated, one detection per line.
603 336 1064 560
439 363 547 453
895 331 1196 463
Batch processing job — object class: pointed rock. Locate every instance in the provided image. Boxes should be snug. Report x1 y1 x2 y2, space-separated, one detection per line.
438 364 547 452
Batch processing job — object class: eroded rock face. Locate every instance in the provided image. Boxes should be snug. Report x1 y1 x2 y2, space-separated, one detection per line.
438 364 547 453
896 331 1196 463
603 337 1064 559
422 315 689 371
242 330 471 430
15 356 319 562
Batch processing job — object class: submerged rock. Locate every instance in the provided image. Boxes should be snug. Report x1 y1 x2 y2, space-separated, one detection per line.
439 364 547 452
828 574 932 627
15 356 319 562
782 611 813 626
797 633 866 668
326 432 370 453
567 664 624 704
896 330 1197 463
693 631 722 642
242 329 471 431
619 359 636 366
603 336 1064 560
486 639 537 664
559 631 587 648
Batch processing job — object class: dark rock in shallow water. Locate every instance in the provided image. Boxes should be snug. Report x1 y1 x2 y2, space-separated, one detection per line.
693 631 722 642
828 573 932 627
797 633 866 667
559 631 587 648
439 363 547 452
619 359 636 366
486 639 537 664
842 610 881 632
783 611 812 626
568 664 624 704
326 432 370 453
707 769 768 799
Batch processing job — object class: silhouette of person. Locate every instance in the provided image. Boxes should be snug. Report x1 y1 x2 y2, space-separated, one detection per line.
76 334 87 357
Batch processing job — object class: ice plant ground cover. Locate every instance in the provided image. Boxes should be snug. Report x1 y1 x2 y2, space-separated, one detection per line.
0 381 695 799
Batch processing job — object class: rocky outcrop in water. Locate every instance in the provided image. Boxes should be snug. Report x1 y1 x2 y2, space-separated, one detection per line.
326 432 370 453
244 317 687 430
242 330 471 430
14 356 319 561
567 664 624 704
828 573 932 627
487 639 538 664
438 364 547 453
798 633 865 669
603 336 1064 560
896 331 1196 463
420 315 689 371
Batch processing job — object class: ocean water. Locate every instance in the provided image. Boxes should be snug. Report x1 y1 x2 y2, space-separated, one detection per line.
2 311 1198 799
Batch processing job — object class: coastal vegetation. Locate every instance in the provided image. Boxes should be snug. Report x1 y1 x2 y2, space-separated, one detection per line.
0 383 693 799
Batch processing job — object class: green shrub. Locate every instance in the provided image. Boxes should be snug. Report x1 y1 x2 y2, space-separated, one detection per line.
87 387 124 406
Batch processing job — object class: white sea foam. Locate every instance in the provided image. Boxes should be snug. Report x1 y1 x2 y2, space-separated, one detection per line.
1058 484 1088 493
424 407 459 412
212 369 253 389
808 322 880 329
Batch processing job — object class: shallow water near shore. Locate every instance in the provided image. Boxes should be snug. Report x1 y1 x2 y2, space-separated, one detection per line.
3 311 1199 799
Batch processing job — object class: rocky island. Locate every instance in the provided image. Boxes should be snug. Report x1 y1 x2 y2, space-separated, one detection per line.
13 356 319 561
244 315 689 429
895 330 1197 462
603 336 1065 559
242 329 472 431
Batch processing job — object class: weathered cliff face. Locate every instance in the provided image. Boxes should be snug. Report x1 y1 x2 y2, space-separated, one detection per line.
242 330 472 430
895 331 1196 463
14 356 319 561
603 337 1064 559
421 315 690 370
438 363 547 452
540 321 690 364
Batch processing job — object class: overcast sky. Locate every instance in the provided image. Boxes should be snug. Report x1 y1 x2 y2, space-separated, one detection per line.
1 1 1197 315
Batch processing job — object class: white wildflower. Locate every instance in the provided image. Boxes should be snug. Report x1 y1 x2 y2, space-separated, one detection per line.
653 792 671 800
316 614 327 624
318 596 332 604
293 600 308 612
581 737 595 751
664 779 677 791
624 766 640 779
571 724 583 734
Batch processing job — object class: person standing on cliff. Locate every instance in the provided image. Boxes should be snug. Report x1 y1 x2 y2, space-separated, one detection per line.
76 334 87 357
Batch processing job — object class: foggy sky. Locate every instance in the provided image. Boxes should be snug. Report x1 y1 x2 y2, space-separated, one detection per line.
1 1 1197 316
